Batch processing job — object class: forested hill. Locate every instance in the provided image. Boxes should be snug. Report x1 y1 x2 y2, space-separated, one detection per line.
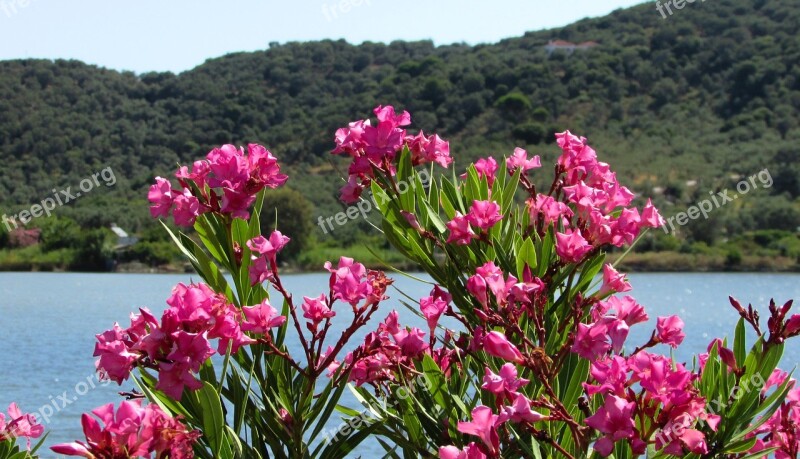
0 0 798 244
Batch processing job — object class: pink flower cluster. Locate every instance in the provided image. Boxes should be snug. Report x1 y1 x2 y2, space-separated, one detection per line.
324 256 377 307
460 148 542 187
51 401 200 458
329 283 457 386
526 131 665 263
94 283 284 399
466 262 545 326
332 105 452 203
571 280 685 362
0 403 43 448
332 310 430 386
148 143 288 226
446 200 503 245
582 351 717 456
247 231 291 285
751 370 800 458
441 390 546 457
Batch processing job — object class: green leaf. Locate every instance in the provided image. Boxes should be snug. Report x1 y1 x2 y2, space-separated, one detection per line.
308 368 353 442
501 166 521 215
516 237 538 279
195 382 227 457
734 318 746 368
396 147 415 211
320 422 382 459
722 436 757 454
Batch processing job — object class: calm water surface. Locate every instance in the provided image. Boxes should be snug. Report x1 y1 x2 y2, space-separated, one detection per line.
1 272 798 457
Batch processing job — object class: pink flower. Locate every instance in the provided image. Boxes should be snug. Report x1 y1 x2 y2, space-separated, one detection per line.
641 198 666 228
467 200 502 231
785 314 800 336
248 231 291 264
339 174 365 204
1 403 44 447
601 296 649 327
563 181 602 212
423 134 452 168
498 394 545 424
242 299 287 334
164 283 215 329
208 300 256 355
483 331 524 363
333 119 370 156
604 318 631 354
763 369 791 394
708 339 738 371
220 186 256 219
93 333 139 385
656 316 686 348
457 406 500 453
628 352 693 403
324 257 373 306
584 356 629 397
529 194 573 226
571 322 612 361
408 131 453 168
467 273 488 308
599 264 631 296
172 189 201 227
481 363 529 398
175 160 210 189
507 268 545 304
446 211 477 245
657 414 709 456
603 181 636 212
96 282 258 400
374 104 411 128
159 332 215 399
555 229 592 263
363 107 408 160
473 157 498 186
506 147 541 174
206 144 249 189
302 294 335 325
394 327 429 358
610 207 641 247
249 255 271 286
420 295 448 332
584 394 637 456
247 144 288 189
52 402 199 458
147 177 175 218
439 443 487 459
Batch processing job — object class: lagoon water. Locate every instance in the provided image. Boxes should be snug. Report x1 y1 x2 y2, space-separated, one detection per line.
1 272 799 457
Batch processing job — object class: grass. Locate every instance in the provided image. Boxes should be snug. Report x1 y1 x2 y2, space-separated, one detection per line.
0 246 76 271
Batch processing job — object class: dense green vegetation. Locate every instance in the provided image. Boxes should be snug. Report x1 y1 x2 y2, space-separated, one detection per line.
0 0 798 271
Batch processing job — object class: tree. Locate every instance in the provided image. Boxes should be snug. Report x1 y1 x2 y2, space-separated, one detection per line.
260 188 313 261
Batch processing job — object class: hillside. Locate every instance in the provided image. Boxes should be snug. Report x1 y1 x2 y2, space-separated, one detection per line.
0 0 798 269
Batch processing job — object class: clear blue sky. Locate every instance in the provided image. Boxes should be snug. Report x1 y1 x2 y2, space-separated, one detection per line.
0 0 648 74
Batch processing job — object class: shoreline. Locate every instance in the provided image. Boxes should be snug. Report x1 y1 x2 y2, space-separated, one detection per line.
0 252 797 274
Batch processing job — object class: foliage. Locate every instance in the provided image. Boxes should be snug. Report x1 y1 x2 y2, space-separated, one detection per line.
1 0 799 261
4 106 799 459
259 187 313 261
70 228 115 271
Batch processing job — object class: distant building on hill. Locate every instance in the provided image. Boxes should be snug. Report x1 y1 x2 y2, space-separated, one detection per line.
110 224 138 248
544 40 599 55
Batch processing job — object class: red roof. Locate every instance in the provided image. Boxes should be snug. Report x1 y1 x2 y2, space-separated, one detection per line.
547 40 576 47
